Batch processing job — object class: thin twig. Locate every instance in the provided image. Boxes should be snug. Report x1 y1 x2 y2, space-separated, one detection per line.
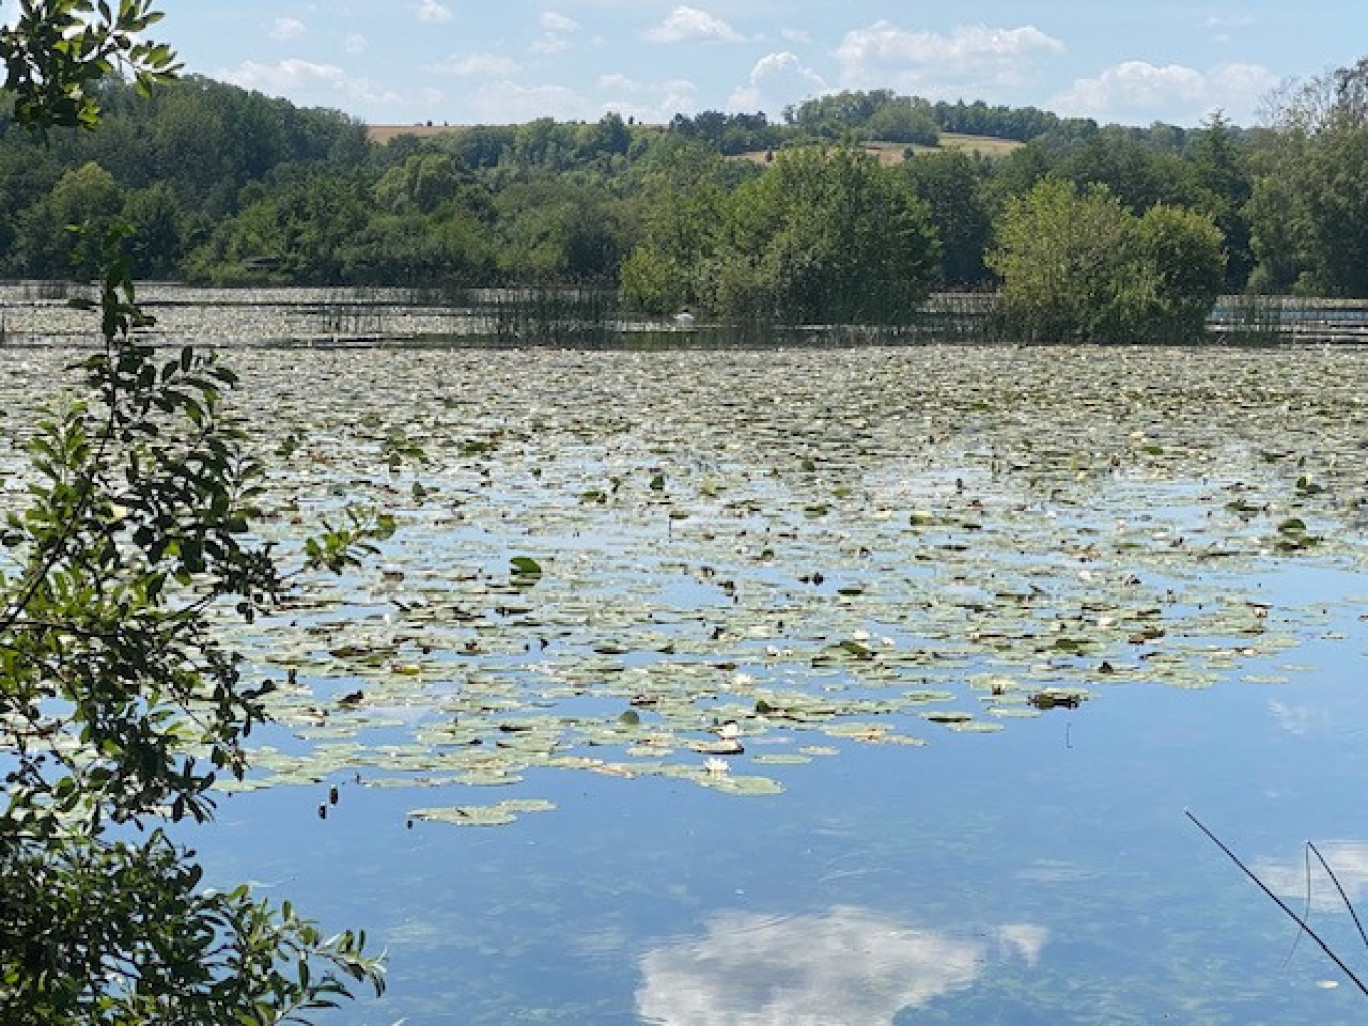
1283 842 1312 968
1309 841 1368 954
1187 810 1368 998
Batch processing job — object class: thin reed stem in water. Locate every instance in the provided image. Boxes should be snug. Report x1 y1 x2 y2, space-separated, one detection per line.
1186 810 1368 998
1309 841 1368 954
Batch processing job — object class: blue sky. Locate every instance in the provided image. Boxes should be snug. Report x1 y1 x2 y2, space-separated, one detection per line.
153 2 1368 127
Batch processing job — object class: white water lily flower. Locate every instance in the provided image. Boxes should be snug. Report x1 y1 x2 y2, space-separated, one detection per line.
704 757 729 778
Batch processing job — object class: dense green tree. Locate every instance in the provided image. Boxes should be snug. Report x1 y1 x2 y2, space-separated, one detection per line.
989 178 1223 342
668 110 781 155
578 112 631 159
930 99 1087 142
12 159 124 276
450 124 518 169
864 96 939 146
1247 56 1368 295
1189 111 1253 289
1124 204 1227 338
187 173 371 283
373 152 466 214
623 146 938 321
1244 168 1307 294
494 178 629 281
1295 127 1368 295
0 148 62 266
123 181 186 277
785 89 896 138
712 147 939 323
1054 130 1204 213
340 208 494 285
618 156 728 313
989 179 1132 340
901 149 993 286
982 141 1055 212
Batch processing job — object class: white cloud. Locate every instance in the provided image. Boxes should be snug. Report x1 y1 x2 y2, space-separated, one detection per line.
343 32 367 55
1205 14 1256 29
646 6 742 45
597 76 699 124
218 59 398 105
660 78 700 115
470 80 586 121
530 37 572 55
540 12 580 33
531 12 582 55
728 51 828 115
1051 60 1278 125
835 21 1064 98
269 17 307 42
429 52 523 77
416 0 453 24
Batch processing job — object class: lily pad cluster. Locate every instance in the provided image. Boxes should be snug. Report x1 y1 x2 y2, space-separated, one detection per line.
3 341 1366 825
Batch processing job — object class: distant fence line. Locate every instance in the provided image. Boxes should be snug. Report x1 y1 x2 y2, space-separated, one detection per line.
2 282 1368 347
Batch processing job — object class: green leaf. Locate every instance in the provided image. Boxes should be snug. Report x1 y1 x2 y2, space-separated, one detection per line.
509 556 543 577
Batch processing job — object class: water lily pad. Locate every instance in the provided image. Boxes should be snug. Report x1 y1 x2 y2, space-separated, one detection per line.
409 804 519 827
696 773 785 796
924 711 974 724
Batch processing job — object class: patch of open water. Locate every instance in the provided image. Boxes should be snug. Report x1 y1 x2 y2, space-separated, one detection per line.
197 592 1368 1024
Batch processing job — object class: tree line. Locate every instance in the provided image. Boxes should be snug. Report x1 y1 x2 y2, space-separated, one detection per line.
5 68 1368 322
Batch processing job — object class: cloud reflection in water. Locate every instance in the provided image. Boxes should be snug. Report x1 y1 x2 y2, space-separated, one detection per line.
1258 842 1368 913
637 906 1039 1025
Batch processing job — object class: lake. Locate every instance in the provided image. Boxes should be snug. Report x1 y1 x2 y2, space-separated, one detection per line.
4 334 1368 1023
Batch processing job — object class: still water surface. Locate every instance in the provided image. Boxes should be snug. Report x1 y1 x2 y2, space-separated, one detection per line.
8 337 1367 1023
195 577 1368 1025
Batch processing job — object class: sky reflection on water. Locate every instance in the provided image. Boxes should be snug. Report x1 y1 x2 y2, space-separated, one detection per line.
636 907 996 1025
12 340 1354 1024
190 565 1368 1025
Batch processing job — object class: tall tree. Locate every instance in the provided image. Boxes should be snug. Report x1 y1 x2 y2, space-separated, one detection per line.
1249 55 1368 295
1189 111 1253 290
902 149 993 287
